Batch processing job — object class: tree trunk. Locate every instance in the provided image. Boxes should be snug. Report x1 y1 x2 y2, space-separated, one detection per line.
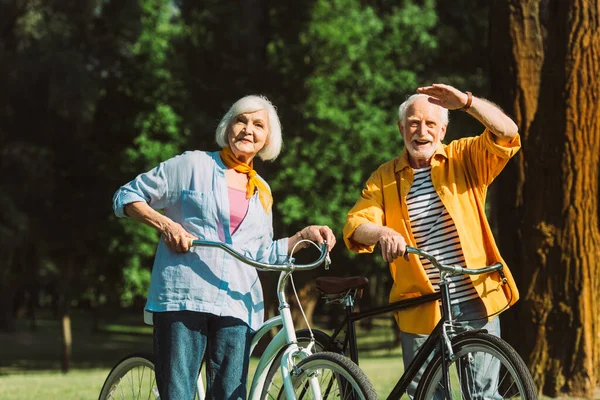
490 0 600 397
59 256 75 373
61 311 72 373
289 280 318 330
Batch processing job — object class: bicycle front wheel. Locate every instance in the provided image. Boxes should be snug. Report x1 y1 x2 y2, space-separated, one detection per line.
261 329 336 399
290 352 378 399
415 331 537 399
98 354 158 400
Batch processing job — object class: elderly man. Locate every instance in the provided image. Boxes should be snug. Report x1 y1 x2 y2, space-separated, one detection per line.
343 83 521 397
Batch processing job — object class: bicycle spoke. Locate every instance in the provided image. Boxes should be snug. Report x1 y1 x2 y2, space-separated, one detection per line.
99 356 158 400
294 354 376 399
416 333 536 400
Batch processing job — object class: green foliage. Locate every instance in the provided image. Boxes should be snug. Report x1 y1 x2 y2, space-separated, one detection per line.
0 0 493 324
124 104 184 170
0 0 186 319
112 0 185 304
267 0 438 284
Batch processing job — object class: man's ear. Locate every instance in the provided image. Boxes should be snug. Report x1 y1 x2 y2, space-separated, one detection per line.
397 120 403 134
440 124 447 141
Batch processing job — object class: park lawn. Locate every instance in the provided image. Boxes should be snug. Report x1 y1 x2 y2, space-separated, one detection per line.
0 369 109 400
0 358 407 400
0 358 565 400
0 310 405 399
0 309 567 399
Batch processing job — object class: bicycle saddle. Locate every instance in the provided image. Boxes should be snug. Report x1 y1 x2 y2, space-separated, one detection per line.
315 276 369 294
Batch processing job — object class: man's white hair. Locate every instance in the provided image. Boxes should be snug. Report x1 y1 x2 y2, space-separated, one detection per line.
398 93 449 126
215 95 283 161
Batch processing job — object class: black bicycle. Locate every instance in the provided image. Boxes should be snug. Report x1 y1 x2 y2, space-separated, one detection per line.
265 246 537 399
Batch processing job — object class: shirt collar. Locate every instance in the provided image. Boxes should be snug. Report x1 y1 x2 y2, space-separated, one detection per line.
211 150 227 172
394 143 448 173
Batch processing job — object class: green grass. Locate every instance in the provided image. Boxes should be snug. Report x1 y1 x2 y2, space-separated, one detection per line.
0 358 407 400
0 369 109 400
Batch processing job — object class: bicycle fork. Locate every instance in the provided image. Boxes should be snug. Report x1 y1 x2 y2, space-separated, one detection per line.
278 273 321 400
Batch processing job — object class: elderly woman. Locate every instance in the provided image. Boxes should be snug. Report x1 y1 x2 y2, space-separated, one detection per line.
112 95 336 400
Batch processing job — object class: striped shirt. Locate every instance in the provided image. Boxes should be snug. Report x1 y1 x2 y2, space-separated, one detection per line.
407 167 479 305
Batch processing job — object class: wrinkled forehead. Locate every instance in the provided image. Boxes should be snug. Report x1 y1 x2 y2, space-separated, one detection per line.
405 98 444 121
234 109 269 123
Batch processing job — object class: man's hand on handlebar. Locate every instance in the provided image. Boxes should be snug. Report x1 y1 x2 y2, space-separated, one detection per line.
378 228 409 262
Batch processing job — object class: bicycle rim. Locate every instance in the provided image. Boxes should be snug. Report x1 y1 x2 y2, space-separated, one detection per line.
261 331 332 399
98 355 158 400
416 332 537 399
291 352 378 400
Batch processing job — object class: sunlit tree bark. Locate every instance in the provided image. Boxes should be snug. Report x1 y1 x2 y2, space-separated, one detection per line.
490 0 600 397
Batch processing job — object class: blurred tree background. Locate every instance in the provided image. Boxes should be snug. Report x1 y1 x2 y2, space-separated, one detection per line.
0 0 488 333
1 0 598 397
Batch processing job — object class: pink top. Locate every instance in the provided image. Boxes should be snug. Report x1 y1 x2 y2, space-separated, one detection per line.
228 187 250 235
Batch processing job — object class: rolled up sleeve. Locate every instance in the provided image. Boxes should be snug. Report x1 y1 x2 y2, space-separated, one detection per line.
343 173 385 254
113 163 169 218
481 129 521 159
458 129 521 187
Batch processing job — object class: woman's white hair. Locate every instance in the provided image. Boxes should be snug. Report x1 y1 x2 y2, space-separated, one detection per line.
398 94 449 126
215 95 283 161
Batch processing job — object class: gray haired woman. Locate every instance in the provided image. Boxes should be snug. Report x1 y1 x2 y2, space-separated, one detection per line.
113 95 336 400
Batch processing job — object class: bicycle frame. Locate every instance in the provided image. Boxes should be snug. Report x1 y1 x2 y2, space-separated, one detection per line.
323 248 505 400
247 269 313 400
325 291 443 399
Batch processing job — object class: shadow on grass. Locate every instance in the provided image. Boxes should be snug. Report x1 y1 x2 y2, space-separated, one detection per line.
0 308 153 374
0 307 408 375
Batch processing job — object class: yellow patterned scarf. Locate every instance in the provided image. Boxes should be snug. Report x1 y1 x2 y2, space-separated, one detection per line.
220 147 272 214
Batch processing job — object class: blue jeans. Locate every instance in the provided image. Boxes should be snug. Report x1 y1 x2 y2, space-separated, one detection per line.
153 311 252 400
401 297 501 399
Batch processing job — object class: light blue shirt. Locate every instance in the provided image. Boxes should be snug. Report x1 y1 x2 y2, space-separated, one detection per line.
113 150 289 330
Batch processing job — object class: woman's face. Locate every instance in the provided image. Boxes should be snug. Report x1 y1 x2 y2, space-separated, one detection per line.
227 109 270 163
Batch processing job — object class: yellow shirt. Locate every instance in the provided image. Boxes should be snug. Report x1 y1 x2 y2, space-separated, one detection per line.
343 129 521 334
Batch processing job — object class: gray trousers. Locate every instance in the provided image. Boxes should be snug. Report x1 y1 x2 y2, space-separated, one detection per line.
400 297 501 399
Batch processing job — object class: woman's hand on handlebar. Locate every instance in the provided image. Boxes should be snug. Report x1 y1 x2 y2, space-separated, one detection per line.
290 225 336 254
123 201 197 253
161 221 197 253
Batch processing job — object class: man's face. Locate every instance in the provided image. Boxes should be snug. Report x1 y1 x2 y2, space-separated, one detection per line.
398 97 447 168
227 109 270 163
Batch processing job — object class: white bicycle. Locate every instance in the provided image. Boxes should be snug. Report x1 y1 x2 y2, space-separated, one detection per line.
98 239 377 400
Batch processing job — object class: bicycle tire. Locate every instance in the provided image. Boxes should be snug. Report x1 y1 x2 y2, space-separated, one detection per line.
98 354 158 400
292 352 378 399
415 331 537 399
261 329 336 399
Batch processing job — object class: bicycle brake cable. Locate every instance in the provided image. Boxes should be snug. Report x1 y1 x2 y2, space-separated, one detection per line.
455 281 514 324
288 239 325 351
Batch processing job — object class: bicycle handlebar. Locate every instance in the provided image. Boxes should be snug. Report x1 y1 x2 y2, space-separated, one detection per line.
189 239 330 272
405 246 506 281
